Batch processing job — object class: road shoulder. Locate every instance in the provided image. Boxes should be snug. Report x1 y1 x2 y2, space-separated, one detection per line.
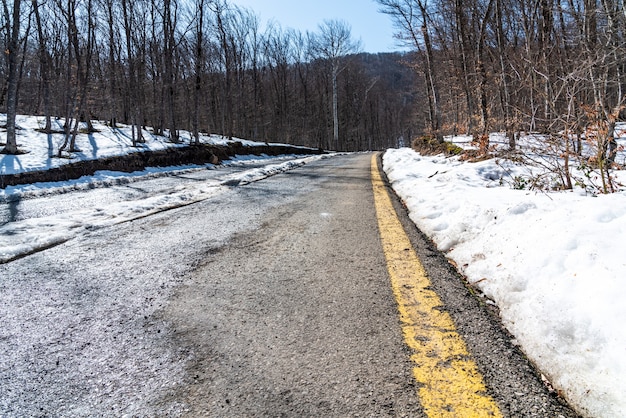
376 152 578 417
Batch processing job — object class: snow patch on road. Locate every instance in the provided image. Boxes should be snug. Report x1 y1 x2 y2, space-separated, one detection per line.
0 155 329 263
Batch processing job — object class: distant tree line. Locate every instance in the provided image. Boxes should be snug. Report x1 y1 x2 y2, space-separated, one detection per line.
5 0 626 167
379 0 626 160
1 0 419 155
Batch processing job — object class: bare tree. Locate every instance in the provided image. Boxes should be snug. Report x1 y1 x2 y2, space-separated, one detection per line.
264 23 292 143
377 0 441 140
32 0 52 133
190 0 206 144
57 0 97 156
312 19 360 150
494 0 514 148
103 0 120 128
162 0 179 142
2 0 22 154
212 0 234 139
121 0 144 145
453 0 474 135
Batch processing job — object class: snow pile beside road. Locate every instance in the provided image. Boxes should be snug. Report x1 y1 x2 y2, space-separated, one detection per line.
220 155 324 186
0 155 328 264
383 148 626 418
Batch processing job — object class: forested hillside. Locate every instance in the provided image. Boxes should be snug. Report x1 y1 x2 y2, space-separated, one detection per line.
4 0 626 175
1 0 418 154
379 0 626 150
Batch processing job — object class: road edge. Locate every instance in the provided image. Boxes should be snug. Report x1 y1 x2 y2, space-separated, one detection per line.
375 151 579 417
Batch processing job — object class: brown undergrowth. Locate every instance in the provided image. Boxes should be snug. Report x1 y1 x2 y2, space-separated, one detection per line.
411 136 464 157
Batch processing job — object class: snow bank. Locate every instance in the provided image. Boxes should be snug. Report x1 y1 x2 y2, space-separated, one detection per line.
0 114 308 176
0 155 328 264
384 148 626 417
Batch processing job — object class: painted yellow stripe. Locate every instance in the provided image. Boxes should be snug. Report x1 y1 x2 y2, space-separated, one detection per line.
371 154 503 418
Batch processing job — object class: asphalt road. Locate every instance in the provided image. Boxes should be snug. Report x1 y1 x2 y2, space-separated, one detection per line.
0 153 577 417
162 152 577 416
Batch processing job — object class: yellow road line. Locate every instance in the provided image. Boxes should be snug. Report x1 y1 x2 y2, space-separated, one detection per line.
371 154 503 418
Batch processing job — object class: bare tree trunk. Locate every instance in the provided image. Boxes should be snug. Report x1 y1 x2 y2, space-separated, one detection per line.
540 0 554 127
163 0 179 142
476 0 495 143
2 0 22 154
418 2 441 140
56 0 95 156
105 0 118 128
495 0 514 149
313 19 360 150
32 0 51 133
71 0 94 150
455 0 474 135
122 0 143 145
58 0 78 156
192 0 205 144
332 64 339 150
214 1 234 140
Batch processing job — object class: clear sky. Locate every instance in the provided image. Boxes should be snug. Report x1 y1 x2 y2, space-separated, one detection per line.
230 0 401 53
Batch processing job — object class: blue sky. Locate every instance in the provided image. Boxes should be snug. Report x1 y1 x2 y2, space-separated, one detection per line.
230 0 401 53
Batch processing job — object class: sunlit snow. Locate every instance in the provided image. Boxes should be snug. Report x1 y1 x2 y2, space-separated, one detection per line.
383 143 626 418
2 114 624 417
0 114 295 176
0 115 328 263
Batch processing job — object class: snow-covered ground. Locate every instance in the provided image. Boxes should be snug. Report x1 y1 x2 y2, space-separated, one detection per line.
2 115 624 416
0 114 304 176
0 115 329 263
383 134 626 418
0 155 329 264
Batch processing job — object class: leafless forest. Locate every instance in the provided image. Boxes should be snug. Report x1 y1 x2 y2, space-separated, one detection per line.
1 0 418 155
379 0 626 156
2 0 626 164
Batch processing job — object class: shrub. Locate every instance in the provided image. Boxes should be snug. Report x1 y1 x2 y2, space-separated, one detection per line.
411 136 463 156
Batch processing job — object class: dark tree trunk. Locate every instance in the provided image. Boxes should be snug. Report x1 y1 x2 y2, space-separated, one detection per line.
2 0 22 154
32 0 52 133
